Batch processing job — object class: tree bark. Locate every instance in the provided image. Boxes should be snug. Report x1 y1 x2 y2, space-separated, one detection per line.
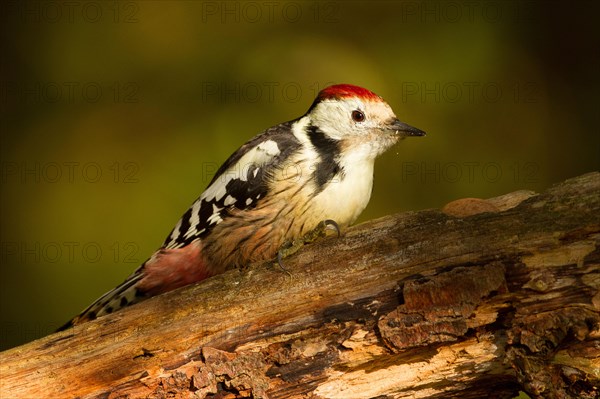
1 172 599 399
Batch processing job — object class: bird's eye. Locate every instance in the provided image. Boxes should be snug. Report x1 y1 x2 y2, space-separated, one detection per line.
351 110 365 122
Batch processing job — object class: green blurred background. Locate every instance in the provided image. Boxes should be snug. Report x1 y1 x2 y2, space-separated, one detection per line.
1 1 598 351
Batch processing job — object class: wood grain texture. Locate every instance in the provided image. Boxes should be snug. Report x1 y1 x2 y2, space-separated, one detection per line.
1 172 599 399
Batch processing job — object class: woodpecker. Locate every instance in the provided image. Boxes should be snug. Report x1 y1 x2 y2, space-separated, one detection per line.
60 84 425 329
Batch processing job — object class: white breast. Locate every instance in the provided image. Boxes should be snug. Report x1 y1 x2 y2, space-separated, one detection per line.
311 145 375 227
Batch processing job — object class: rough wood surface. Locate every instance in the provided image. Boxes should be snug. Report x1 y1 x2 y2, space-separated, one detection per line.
1 173 599 399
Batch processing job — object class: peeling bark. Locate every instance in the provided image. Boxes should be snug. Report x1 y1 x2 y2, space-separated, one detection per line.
1 173 599 399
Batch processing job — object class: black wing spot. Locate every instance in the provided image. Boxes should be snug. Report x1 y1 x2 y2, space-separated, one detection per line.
199 200 218 227
224 173 265 210
176 207 193 242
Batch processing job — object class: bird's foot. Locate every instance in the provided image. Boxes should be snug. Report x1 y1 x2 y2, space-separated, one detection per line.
276 219 341 272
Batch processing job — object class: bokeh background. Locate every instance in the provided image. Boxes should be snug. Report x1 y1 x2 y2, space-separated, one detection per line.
1 1 598 351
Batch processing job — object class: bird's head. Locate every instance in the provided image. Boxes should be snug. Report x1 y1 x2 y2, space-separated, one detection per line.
306 84 425 157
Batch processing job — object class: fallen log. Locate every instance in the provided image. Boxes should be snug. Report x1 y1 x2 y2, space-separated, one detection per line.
1 172 599 399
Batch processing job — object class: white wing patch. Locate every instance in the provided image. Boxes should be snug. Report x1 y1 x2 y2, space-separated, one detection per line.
207 208 223 225
168 219 182 244
202 140 280 202
183 199 203 240
168 139 281 247
224 195 236 206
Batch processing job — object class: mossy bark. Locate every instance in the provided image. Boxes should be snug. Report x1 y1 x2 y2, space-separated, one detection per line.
1 173 599 399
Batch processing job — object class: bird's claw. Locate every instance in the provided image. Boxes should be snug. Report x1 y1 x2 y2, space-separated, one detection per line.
322 219 341 238
276 241 294 273
276 219 341 272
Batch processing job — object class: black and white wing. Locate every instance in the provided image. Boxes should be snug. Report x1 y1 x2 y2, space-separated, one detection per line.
162 121 302 249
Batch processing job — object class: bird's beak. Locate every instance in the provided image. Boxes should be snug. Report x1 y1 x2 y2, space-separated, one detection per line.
387 118 426 137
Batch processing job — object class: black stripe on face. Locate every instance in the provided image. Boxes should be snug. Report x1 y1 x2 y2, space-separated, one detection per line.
307 125 342 193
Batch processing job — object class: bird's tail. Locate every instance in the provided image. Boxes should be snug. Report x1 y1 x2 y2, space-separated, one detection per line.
57 239 209 330
57 269 147 331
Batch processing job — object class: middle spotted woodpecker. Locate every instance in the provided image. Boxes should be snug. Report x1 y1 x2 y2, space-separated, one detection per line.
61 83 425 329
